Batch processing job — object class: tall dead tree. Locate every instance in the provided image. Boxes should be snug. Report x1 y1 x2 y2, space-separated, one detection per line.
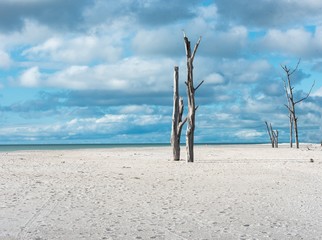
183 32 203 162
281 59 315 149
171 66 186 161
265 121 278 148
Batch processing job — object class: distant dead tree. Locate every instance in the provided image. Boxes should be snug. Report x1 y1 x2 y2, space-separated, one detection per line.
265 121 278 148
171 66 187 161
183 32 203 163
281 59 315 149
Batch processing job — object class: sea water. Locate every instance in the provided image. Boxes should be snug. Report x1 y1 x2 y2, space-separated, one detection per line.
0 143 265 152
0 143 171 152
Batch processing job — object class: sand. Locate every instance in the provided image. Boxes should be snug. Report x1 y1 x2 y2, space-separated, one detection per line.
0 144 322 240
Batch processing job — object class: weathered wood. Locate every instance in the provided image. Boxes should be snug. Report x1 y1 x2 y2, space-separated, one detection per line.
171 66 186 160
183 33 202 162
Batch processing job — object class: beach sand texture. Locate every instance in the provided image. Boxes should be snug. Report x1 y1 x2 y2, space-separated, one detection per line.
0 144 322 240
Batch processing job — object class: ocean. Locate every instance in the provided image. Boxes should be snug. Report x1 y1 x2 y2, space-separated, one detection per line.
0 143 170 152
0 143 264 152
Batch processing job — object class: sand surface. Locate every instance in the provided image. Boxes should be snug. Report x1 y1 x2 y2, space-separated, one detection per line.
0 144 322 240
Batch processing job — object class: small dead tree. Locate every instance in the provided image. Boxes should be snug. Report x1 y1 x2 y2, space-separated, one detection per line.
265 121 278 148
171 66 187 161
183 32 203 162
281 59 315 149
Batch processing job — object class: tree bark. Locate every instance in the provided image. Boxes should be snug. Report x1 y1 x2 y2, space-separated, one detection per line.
186 58 195 162
289 114 293 148
294 115 299 149
183 33 202 163
171 66 186 160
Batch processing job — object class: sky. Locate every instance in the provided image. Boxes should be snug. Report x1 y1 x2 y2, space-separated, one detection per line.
0 0 322 144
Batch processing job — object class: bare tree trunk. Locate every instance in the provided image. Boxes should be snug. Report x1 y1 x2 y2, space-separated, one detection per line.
289 114 293 148
186 58 195 163
171 66 186 161
294 115 299 149
183 33 202 163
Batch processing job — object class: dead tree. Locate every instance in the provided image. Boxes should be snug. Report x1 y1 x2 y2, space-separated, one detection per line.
281 59 315 149
183 32 203 162
171 66 187 161
265 121 278 148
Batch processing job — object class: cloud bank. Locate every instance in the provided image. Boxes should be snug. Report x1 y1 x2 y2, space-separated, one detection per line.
0 0 321 144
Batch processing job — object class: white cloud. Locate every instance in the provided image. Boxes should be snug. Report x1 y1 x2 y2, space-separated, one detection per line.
119 105 154 114
244 97 276 113
132 27 182 56
19 66 40 87
196 3 218 20
23 37 62 57
220 59 271 83
202 26 248 57
257 27 322 57
312 87 322 97
235 129 264 139
0 50 11 68
204 73 225 85
23 35 122 64
15 56 177 92
0 19 53 49
299 101 322 112
213 113 232 121
95 114 127 124
28 57 176 91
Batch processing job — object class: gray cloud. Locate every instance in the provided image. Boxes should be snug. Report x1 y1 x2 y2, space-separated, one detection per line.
0 89 173 117
85 0 200 26
0 0 92 32
133 0 199 26
215 0 322 29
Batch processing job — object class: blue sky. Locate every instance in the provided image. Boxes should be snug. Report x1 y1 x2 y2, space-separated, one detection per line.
0 0 321 144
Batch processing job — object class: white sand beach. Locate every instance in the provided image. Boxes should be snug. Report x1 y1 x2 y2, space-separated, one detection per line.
0 144 322 240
